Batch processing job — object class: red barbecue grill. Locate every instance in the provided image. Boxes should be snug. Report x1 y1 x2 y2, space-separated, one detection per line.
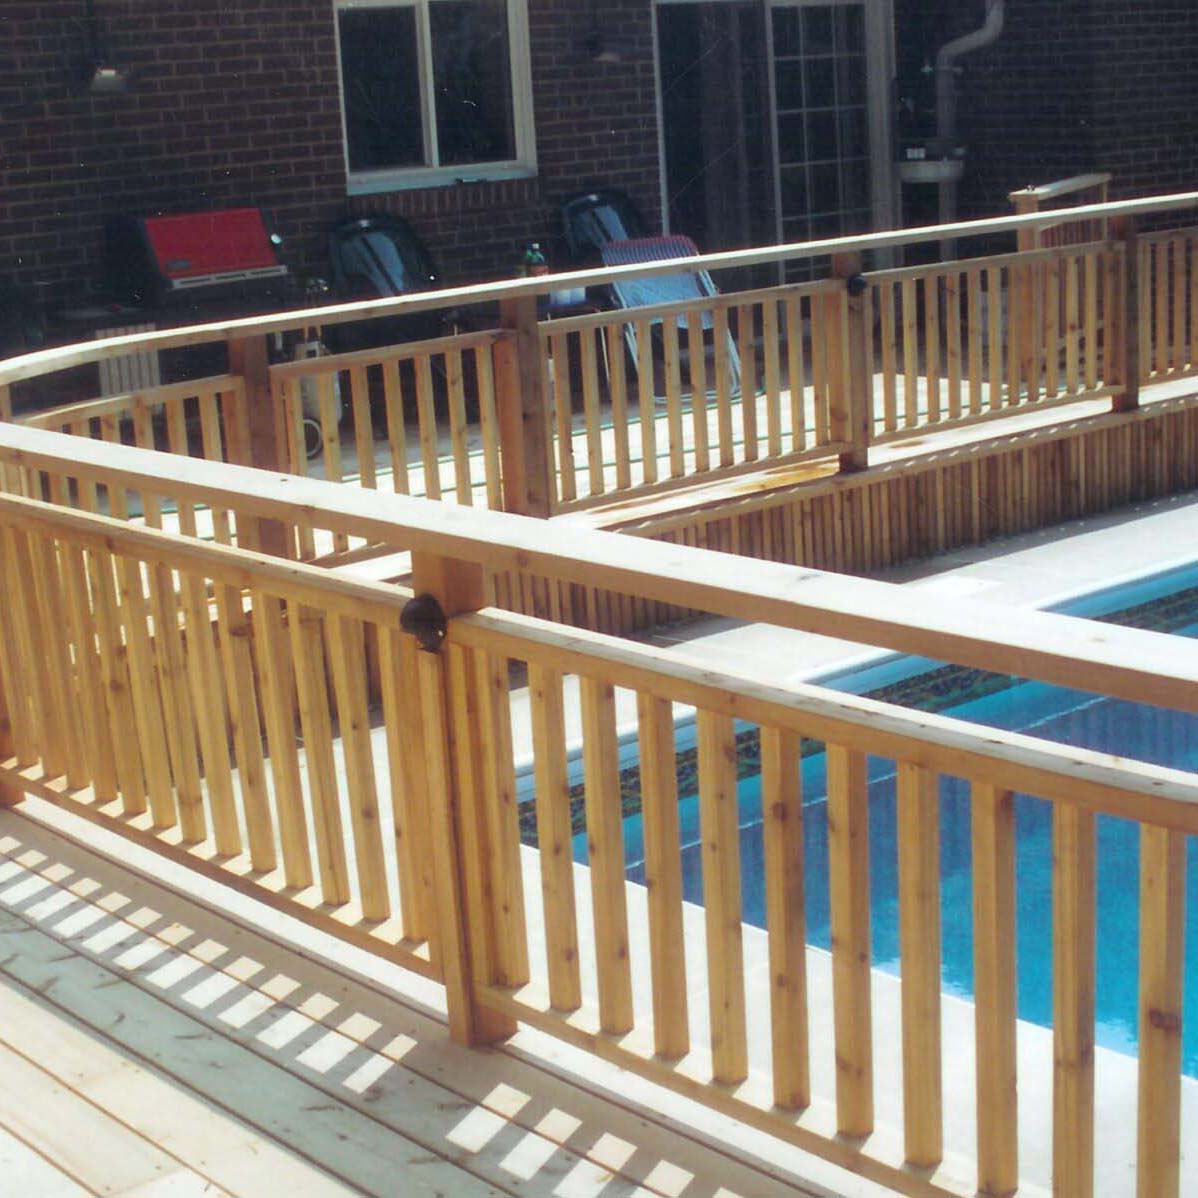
104 207 291 319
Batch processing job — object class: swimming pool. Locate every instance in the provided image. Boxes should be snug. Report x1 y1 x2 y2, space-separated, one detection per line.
619 564 1198 1073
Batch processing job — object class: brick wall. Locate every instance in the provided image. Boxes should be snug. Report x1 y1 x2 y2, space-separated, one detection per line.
892 0 1198 218
1089 0 1198 200
0 0 662 310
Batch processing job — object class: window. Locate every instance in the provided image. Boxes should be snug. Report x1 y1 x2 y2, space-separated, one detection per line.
335 0 536 193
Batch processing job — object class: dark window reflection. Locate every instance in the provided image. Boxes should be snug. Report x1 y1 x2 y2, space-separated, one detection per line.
339 8 424 171
431 1 516 165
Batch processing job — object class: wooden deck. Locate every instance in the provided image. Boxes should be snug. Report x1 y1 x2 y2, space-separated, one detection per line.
0 799 844 1198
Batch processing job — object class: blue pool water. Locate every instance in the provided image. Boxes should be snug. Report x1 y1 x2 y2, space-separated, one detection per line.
612 565 1198 1072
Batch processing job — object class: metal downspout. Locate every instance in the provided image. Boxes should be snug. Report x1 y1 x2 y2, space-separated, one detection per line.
934 0 1005 225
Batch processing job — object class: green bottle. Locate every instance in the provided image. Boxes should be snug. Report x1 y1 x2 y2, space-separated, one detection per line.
522 242 548 277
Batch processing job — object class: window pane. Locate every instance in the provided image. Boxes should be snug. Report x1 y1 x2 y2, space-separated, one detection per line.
339 8 425 171
430 1 516 166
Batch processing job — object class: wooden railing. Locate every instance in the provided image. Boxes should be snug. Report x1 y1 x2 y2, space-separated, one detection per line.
3 189 1198 545
269 328 508 513
865 239 1120 439
1140 227 1198 384
1010 173 1112 249
2 421 1198 1195
539 277 851 510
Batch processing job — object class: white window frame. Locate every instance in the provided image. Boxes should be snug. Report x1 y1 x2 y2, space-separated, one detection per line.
334 0 537 195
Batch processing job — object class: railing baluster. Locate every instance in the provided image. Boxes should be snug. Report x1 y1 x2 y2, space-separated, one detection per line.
1006 264 1023 406
251 590 313 892
1084 250 1099 391
786 293 808 450
378 626 434 945
827 744 873 1137
199 394 232 542
968 268 983 414
530 664 582 1012
987 265 1003 412
144 560 204 841
638 692 689 1059
1045 254 1061 398
215 582 274 870
687 309 711 472
897 762 943 1168
945 271 962 420
636 317 658 484
349 364 376 491
1136 824 1185 1198
697 709 747 1084
901 277 918 429
288 601 351 904
129 397 163 532
971 781 1019 1195
326 613 390 921
56 535 115 801
382 358 410 495
474 648 529 988
762 299 782 458
580 675 634 1034
712 307 734 465
85 546 147 813
761 726 808 1110
1154 240 1169 377
112 550 177 828
1052 803 1096 1198
606 324 631 490
663 315 685 478
28 531 89 789
738 304 759 462
880 282 898 432
1066 252 1081 394
474 344 501 508
415 355 440 502
1189 233 1198 370
580 329 605 496
1171 237 1186 374
926 274 941 423
444 349 471 504
551 333 577 502
812 294 830 445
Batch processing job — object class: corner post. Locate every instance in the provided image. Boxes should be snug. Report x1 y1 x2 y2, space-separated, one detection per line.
830 252 871 473
495 297 553 518
227 332 291 556
409 552 519 1046
1109 215 1141 413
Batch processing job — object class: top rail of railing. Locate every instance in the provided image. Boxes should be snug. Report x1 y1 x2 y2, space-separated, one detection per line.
2 188 1197 387
1008 172 1112 205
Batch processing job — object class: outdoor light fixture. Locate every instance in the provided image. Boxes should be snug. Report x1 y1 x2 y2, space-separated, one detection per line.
582 0 630 64
79 0 129 94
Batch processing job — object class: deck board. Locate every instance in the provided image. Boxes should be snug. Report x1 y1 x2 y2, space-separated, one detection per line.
0 1119 92 1198
0 806 829 1198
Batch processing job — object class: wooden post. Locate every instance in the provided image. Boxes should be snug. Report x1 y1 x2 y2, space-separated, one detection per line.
496 296 553 518
1053 804 1096 1198
1110 216 1141 413
1136 825 1185 1198
227 332 290 556
830 252 871 472
0 644 19 807
409 550 518 1046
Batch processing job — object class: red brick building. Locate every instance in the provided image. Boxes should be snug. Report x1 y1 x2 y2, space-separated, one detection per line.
1 0 1195 322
